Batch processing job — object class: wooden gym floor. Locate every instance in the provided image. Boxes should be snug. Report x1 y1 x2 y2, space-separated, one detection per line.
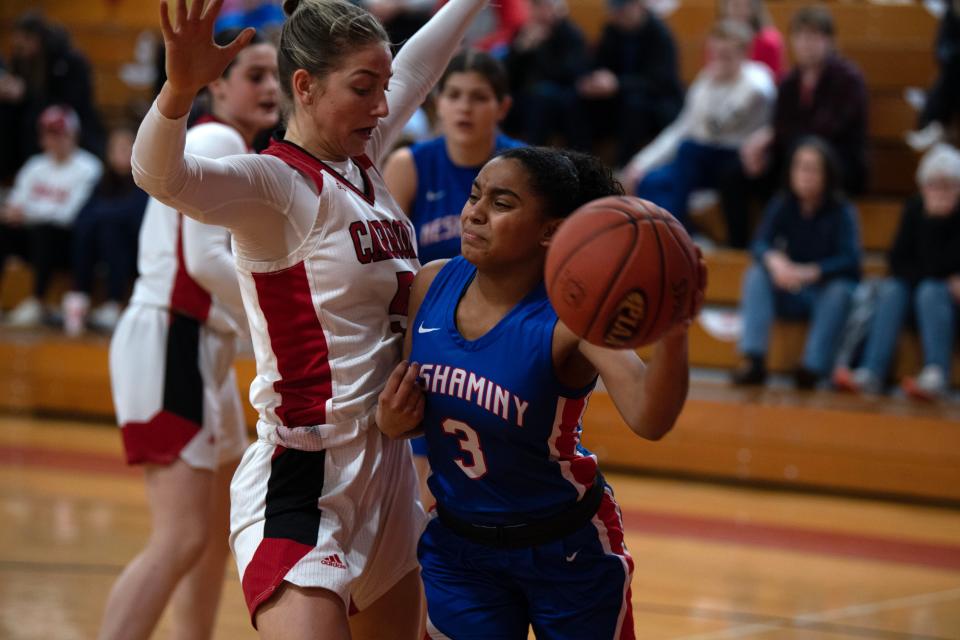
2 415 959 639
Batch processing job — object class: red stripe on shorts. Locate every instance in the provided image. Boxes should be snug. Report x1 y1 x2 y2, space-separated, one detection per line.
252 262 333 427
120 410 200 466
596 491 636 640
241 537 314 626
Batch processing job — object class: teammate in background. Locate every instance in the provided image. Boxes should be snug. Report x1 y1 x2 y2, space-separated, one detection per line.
131 0 488 637
99 28 279 640
383 50 521 508
377 147 707 638
385 51 520 264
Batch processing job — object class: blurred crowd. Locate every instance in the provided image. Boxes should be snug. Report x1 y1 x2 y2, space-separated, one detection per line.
0 0 958 400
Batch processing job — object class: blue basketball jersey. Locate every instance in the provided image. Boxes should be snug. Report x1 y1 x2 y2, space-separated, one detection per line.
410 257 598 525
409 134 524 264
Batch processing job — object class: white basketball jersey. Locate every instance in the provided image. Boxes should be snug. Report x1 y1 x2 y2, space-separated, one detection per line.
235 140 419 448
130 118 246 335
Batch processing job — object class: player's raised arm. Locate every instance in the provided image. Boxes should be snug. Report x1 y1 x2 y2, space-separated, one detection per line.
368 0 489 165
132 0 289 232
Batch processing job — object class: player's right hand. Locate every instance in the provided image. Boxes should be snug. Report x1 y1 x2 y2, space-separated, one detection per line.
160 0 254 96
376 361 426 438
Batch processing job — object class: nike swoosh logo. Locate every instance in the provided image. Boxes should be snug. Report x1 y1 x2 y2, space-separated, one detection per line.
418 323 441 334
565 551 578 562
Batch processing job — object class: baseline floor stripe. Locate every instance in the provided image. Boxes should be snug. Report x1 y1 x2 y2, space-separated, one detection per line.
4 444 960 572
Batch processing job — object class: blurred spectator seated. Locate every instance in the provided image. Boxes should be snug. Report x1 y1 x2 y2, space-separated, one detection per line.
719 5 868 249
214 0 285 36
62 126 148 336
717 0 785 81
577 0 684 167
0 11 104 185
503 0 589 147
833 144 960 401
623 20 775 242
435 0 529 57
907 0 960 151
360 0 436 48
0 106 102 328
731 138 861 390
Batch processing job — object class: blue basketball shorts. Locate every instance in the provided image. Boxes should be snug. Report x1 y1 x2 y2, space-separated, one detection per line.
419 488 635 639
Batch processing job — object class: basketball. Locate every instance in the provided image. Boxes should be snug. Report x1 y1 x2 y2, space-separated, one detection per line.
545 196 700 349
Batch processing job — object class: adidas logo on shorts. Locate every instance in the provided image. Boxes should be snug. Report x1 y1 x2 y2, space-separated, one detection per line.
321 554 347 569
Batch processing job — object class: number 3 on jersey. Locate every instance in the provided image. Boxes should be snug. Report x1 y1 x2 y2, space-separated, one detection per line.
441 419 488 479
389 271 415 334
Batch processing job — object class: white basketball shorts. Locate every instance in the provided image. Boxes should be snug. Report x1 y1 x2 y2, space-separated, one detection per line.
109 303 247 470
229 423 426 625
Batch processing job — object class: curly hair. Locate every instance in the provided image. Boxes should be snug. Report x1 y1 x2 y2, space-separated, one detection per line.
496 147 624 219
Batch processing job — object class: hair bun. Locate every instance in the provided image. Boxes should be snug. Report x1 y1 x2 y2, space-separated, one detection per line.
282 0 301 16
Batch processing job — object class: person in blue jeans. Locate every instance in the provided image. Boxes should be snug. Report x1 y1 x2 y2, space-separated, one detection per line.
622 19 775 246
833 144 960 400
62 126 148 336
731 137 861 389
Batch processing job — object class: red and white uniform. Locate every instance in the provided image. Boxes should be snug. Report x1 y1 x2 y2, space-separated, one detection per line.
131 0 488 621
110 117 249 470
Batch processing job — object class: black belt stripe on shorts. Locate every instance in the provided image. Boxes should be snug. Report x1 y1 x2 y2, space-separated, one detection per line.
435 477 606 549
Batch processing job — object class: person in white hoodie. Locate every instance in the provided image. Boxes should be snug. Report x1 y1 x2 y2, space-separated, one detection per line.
0 105 101 326
622 19 775 247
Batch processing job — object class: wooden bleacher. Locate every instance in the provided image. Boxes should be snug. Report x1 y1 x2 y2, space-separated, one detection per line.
0 0 938 151
1 1 956 503
0 328 957 503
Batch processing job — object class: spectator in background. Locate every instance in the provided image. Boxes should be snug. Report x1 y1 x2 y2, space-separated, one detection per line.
833 144 960 401
732 138 860 390
62 127 148 336
907 0 960 151
503 0 589 147
717 0 785 80
362 0 436 47
0 106 102 327
623 20 775 244
721 5 868 241
0 12 104 183
436 0 529 56
578 0 684 166
214 0 285 37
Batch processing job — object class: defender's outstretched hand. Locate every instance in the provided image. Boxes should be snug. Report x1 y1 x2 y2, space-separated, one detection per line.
157 0 254 117
376 361 426 439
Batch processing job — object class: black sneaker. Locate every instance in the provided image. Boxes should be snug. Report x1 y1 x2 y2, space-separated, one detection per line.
731 358 767 386
794 366 820 390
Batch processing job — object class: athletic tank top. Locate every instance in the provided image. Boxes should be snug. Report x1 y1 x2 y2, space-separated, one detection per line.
234 139 420 450
410 257 598 525
129 115 246 335
409 134 523 263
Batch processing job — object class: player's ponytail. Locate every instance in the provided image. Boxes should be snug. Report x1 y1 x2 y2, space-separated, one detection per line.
559 149 625 212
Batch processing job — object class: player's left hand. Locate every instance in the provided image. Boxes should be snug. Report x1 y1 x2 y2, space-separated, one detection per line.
376 361 426 438
664 245 708 340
